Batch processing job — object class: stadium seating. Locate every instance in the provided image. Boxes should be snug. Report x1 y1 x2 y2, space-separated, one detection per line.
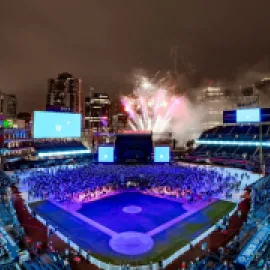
1 135 270 270
199 124 270 141
228 176 270 268
187 124 270 172
22 253 71 270
0 170 69 269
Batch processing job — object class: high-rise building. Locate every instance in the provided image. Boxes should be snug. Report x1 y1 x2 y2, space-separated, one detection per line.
84 92 111 131
192 81 266 133
46 72 83 115
195 86 238 130
254 78 270 107
2 128 33 159
0 91 17 119
112 113 128 132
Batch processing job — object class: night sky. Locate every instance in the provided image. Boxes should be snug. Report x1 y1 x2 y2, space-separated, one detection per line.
1 0 270 112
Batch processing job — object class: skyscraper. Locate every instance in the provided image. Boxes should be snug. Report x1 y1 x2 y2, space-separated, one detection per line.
0 91 17 119
46 72 83 115
84 92 111 131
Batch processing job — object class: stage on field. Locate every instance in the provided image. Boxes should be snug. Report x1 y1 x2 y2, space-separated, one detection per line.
29 191 235 264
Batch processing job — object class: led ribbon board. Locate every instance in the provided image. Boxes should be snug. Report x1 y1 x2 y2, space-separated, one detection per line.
154 146 170 162
38 149 91 157
196 139 270 147
98 146 114 162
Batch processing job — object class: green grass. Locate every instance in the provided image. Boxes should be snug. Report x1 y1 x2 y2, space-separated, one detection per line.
185 223 206 234
204 200 236 224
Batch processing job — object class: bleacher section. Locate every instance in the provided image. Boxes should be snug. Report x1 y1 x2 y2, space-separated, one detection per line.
187 124 270 170
235 225 270 268
192 175 270 269
233 176 270 268
0 171 23 237
0 171 22 268
199 124 270 141
22 253 71 270
0 170 70 269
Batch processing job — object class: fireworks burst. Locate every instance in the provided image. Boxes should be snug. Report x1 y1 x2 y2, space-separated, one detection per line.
121 76 182 133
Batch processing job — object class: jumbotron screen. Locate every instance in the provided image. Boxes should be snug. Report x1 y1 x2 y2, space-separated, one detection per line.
236 108 261 123
154 146 170 163
33 111 81 139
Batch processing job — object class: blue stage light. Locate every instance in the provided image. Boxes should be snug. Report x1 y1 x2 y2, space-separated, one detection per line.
154 147 170 163
38 149 91 157
98 146 114 162
196 139 270 147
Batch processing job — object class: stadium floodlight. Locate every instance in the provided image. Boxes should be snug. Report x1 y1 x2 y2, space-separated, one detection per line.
154 146 170 163
38 149 91 157
195 139 270 147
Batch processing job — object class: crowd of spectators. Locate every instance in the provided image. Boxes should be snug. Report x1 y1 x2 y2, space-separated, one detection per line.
19 164 248 204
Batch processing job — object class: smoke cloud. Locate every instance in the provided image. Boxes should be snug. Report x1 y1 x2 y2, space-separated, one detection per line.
121 72 207 146
170 96 206 145
235 56 270 85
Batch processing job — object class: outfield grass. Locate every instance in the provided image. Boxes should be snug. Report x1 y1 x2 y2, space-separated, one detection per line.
205 200 236 224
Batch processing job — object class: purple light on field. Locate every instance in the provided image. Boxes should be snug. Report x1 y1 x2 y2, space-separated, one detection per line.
109 232 154 255
122 205 142 214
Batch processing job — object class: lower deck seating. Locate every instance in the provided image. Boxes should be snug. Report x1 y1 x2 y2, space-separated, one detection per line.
22 253 70 270
190 124 270 169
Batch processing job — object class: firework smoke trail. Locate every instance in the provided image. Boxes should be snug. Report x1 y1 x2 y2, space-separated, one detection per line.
147 117 152 131
120 72 207 145
122 75 185 133
128 120 137 131
153 89 163 115
152 90 163 132
139 96 147 129
122 97 141 130
157 98 180 132
153 115 162 133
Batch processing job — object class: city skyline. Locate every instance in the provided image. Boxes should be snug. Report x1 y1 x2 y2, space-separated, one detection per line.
1 0 270 112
